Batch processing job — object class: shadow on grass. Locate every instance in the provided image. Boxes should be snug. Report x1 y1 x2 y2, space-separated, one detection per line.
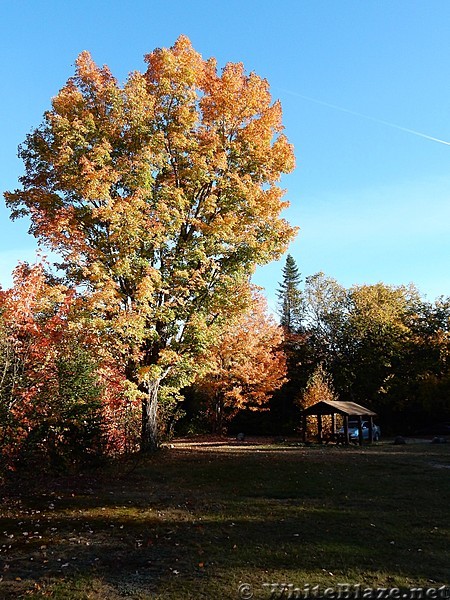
0 443 449 599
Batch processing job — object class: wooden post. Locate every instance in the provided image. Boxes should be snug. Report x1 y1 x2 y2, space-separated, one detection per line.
357 415 363 446
302 413 307 443
343 415 349 445
331 413 336 440
317 414 323 444
368 416 374 443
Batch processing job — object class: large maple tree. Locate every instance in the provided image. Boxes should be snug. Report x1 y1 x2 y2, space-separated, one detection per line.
5 36 296 450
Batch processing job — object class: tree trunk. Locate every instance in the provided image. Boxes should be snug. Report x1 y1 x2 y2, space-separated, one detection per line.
214 396 223 434
141 378 161 452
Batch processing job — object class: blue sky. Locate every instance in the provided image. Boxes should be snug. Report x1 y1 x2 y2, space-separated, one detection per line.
1 0 450 312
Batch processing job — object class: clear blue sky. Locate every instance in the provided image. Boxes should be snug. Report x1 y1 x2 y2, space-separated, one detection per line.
1 0 450 312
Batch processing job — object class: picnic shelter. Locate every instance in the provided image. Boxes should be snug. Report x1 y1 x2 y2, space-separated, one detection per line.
301 400 377 445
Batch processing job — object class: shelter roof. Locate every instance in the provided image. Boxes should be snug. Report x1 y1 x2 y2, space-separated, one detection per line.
302 400 377 417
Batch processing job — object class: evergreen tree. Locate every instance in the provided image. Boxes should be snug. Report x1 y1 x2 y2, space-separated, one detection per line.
270 255 307 432
277 255 304 333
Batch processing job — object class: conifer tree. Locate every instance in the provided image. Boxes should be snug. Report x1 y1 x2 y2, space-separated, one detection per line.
277 254 303 333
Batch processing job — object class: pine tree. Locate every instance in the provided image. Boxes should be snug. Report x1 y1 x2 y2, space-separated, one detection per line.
277 255 304 333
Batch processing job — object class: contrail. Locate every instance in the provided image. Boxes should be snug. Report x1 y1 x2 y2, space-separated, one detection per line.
280 89 450 146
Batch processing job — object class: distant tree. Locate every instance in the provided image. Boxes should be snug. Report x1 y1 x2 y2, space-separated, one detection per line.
277 254 304 333
299 363 337 438
377 293 450 431
304 272 349 357
300 363 337 409
270 256 309 431
303 279 417 406
271 272 346 432
344 283 414 400
194 292 287 432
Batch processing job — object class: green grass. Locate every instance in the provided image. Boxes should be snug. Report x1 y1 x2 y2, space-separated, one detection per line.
0 440 449 599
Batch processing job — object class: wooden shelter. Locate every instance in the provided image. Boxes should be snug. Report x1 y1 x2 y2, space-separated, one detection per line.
301 400 377 445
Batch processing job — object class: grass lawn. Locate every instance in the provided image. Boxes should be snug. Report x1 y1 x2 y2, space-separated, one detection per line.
0 439 449 599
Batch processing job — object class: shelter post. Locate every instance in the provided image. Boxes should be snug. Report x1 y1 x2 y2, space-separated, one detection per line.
317 414 323 444
368 416 374 442
331 413 336 438
343 415 349 445
302 414 307 443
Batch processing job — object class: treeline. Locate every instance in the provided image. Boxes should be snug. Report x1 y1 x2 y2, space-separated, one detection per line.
180 256 450 437
1 255 449 472
267 256 450 436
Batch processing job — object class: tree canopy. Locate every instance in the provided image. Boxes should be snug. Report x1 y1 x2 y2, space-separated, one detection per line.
5 36 296 450
194 291 286 431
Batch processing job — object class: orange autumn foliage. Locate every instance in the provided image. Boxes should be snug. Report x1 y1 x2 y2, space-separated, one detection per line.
195 292 287 431
5 36 296 450
0 262 134 465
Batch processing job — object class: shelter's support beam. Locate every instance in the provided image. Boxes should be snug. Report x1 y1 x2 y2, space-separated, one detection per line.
331 413 336 438
343 415 349 445
368 416 374 443
302 414 307 443
317 414 323 444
